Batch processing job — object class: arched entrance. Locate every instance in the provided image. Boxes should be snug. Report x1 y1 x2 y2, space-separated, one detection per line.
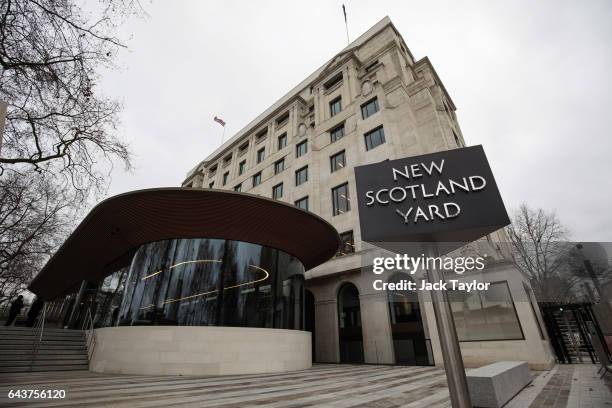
337 283 364 363
387 273 430 365
305 289 316 361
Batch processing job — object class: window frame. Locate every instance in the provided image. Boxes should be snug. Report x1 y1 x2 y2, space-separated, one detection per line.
238 160 246 175
252 172 262 187
295 165 308 186
330 150 346 173
274 158 285 175
330 123 345 143
272 182 283 200
329 96 342 117
256 147 265 164
360 97 379 119
364 126 386 151
336 230 355 256
296 140 308 157
222 171 229 186
449 280 525 342
295 196 309 211
277 133 287 150
332 182 350 216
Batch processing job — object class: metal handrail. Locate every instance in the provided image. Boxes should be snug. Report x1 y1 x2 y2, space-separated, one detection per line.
82 308 96 361
29 304 48 371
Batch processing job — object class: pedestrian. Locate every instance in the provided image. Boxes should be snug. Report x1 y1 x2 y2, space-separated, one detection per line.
4 295 24 326
26 297 45 327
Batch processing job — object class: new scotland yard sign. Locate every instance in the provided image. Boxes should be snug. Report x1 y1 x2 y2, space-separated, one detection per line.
354 145 510 252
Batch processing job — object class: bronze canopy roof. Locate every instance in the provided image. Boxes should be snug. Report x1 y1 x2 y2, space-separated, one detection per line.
28 188 340 300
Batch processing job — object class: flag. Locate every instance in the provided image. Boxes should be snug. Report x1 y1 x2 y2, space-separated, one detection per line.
213 116 226 127
342 4 347 23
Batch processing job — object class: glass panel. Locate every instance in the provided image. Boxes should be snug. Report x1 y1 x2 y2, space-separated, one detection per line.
361 98 379 119
295 197 308 210
330 124 345 143
450 281 524 341
117 238 305 330
296 140 308 157
365 127 385 150
332 183 350 215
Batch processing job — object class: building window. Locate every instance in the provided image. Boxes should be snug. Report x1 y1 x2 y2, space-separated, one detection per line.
449 281 524 341
238 141 249 156
296 140 308 157
222 171 229 186
222 154 232 167
364 126 385 151
295 196 309 210
274 158 285 174
209 165 217 176
276 112 289 126
256 129 267 143
365 60 378 73
295 166 308 186
330 123 345 143
234 183 241 192
209 181 214 189
324 73 343 90
336 231 355 256
329 97 342 117
278 133 287 150
252 172 262 187
361 97 379 119
332 183 350 216
330 150 346 172
257 147 265 164
272 183 283 200
238 160 246 175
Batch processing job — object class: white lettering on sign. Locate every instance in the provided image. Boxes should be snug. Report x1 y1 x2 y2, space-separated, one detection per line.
364 159 487 225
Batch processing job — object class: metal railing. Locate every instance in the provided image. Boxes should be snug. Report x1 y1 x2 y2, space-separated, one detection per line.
81 308 96 360
29 304 48 371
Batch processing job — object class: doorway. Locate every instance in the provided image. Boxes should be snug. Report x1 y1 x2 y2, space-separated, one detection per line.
387 273 432 365
337 283 364 363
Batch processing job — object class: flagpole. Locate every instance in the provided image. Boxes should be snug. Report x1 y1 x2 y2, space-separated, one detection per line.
221 125 226 145
343 4 350 44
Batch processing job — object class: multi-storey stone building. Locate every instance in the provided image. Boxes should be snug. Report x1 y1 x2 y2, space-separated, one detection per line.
182 17 554 369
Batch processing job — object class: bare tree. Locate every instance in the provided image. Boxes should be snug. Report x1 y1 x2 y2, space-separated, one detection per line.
0 170 72 305
0 0 142 302
0 0 142 193
507 204 580 303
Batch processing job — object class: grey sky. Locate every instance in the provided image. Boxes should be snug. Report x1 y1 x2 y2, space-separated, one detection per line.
97 0 612 241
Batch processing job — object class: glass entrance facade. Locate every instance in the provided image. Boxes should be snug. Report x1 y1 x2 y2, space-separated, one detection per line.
117 238 305 329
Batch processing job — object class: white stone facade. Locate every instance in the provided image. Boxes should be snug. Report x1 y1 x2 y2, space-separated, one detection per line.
182 17 555 370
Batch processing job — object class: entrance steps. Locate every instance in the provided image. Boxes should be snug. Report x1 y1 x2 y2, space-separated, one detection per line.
0 327 89 373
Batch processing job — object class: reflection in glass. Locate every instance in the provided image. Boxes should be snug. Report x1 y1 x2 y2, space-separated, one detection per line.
449 281 524 341
117 238 305 330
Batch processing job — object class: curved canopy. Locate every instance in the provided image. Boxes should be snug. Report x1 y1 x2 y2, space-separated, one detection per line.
28 188 340 300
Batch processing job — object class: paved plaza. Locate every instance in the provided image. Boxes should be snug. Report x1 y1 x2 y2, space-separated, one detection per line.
0 364 610 407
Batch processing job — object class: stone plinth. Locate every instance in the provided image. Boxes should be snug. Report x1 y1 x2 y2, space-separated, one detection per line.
466 361 533 408
89 326 311 376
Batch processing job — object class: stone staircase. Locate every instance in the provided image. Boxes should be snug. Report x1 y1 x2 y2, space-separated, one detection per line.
0 326 89 373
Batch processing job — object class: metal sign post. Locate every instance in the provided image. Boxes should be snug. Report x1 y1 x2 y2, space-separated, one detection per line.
423 243 471 408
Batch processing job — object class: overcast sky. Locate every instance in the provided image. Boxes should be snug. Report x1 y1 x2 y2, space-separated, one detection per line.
96 0 612 242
